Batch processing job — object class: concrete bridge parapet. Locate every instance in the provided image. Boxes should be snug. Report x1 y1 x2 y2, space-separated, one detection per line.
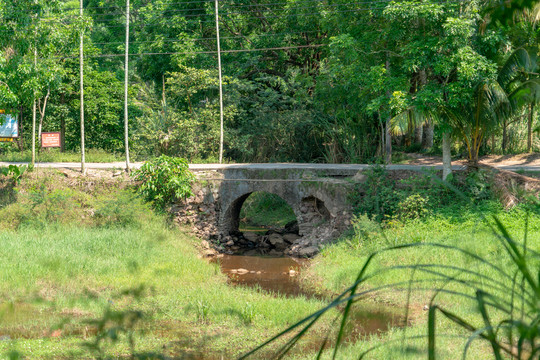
171 164 361 256
173 163 440 257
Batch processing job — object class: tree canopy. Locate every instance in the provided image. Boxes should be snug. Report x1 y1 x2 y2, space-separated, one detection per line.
0 0 538 163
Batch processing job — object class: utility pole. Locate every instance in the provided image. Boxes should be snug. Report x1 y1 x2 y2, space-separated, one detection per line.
32 45 37 167
80 0 86 175
215 0 224 164
124 0 130 172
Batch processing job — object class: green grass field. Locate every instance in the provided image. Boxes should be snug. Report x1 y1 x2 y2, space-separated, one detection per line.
0 167 537 359
0 170 339 359
294 201 540 359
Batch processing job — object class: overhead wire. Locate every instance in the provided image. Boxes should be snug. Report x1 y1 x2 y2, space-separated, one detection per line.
52 44 326 59
53 1 466 32
34 0 469 60
92 30 324 46
41 0 466 24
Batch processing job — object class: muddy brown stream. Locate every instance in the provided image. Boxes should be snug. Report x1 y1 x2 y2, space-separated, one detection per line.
213 254 403 339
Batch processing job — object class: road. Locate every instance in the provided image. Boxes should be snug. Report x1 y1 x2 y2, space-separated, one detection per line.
1 161 540 172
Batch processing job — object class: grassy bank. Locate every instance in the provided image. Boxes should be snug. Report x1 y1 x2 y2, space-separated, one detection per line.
0 169 336 359
294 200 540 359
240 192 297 229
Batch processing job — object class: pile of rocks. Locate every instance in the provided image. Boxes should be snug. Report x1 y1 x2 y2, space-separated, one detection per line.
220 221 304 257
216 220 338 258
171 187 220 240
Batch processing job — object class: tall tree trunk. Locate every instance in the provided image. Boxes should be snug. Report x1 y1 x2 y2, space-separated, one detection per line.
416 68 428 149
385 115 392 164
414 125 423 146
60 93 65 152
470 145 479 165
442 132 452 180
37 88 50 152
528 102 534 152
502 119 508 154
18 106 23 152
422 121 434 149
385 57 392 164
491 134 496 153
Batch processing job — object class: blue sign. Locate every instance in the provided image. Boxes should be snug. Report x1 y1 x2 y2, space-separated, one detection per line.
0 114 18 138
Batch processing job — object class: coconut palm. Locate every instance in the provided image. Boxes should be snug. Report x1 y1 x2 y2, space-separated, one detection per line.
444 48 539 165
444 80 509 165
497 48 539 152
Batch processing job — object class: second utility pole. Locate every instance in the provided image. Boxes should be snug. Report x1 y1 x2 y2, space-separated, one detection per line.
215 0 224 164
124 0 131 172
80 0 86 175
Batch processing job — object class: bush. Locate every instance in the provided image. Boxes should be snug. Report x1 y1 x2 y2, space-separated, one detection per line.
132 155 194 209
463 168 492 201
350 166 495 224
350 165 399 222
395 194 429 221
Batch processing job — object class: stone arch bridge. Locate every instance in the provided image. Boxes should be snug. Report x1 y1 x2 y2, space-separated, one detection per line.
172 164 444 257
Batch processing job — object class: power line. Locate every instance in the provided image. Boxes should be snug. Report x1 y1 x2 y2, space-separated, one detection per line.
58 0 214 13
92 30 324 46
56 2 465 32
53 44 326 59
40 0 467 24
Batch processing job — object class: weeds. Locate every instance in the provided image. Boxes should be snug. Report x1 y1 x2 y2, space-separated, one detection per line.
243 170 540 359
241 302 255 325
0 165 29 185
196 300 210 323
350 165 494 224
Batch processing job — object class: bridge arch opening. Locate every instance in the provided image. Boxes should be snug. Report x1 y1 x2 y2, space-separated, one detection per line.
221 191 334 257
223 191 301 256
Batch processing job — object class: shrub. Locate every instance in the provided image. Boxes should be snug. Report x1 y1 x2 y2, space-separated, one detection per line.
463 168 492 201
350 165 400 222
0 164 29 185
395 194 429 221
350 166 494 224
132 155 194 209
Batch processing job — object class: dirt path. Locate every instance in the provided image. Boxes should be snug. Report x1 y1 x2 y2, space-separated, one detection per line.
406 153 540 168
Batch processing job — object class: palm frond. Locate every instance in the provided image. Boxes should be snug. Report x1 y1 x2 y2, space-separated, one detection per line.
498 48 534 89
508 78 540 108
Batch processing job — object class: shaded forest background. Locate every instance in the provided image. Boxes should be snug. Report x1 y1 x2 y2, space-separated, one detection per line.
0 0 539 163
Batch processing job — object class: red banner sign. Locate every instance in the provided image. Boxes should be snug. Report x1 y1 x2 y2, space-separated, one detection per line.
41 132 61 148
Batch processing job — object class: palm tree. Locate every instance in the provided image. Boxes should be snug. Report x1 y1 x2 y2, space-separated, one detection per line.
444 48 539 165
445 80 509 165
497 48 539 153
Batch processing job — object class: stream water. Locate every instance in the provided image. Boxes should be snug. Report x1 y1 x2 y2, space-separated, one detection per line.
213 252 404 342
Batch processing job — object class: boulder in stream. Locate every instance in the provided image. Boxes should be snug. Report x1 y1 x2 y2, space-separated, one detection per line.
243 232 259 242
268 234 287 248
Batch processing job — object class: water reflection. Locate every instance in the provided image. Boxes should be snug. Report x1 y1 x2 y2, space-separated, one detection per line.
212 255 309 297
212 254 405 341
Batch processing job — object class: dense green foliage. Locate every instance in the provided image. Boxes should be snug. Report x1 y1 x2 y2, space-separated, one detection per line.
132 155 194 208
350 166 495 222
0 0 538 162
